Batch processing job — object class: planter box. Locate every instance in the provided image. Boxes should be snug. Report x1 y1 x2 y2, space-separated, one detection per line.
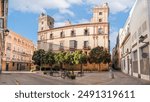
70 75 76 80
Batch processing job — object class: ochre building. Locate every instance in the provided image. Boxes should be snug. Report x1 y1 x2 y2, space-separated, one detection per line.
2 30 35 71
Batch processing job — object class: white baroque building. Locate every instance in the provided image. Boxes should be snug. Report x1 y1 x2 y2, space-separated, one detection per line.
37 3 110 54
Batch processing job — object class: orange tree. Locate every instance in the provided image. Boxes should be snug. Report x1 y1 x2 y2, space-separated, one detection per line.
89 46 109 71
54 51 66 70
73 51 87 74
32 49 46 70
103 50 111 64
44 51 55 70
64 52 74 73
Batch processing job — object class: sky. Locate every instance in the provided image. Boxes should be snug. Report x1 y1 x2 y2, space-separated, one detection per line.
8 0 136 51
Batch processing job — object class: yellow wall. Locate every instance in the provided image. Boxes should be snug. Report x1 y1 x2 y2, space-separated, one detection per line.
63 63 109 71
2 60 31 71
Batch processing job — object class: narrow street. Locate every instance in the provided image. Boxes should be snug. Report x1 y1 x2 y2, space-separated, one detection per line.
0 71 150 85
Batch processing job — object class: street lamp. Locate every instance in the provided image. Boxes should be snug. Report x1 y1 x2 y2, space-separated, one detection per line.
0 17 9 74
139 35 149 59
4 29 9 36
139 35 149 44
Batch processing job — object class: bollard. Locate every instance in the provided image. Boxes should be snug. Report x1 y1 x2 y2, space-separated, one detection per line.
109 68 114 79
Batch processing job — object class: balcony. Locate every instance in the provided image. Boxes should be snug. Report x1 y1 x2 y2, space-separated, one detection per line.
13 50 17 53
84 32 89 36
59 47 64 51
60 32 65 38
60 35 65 38
71 31 76 37
50 33 54 40
50 36 54 40
84 29 89 36
69 40 77 50
71 34 76 37
69 48 76 51
7 47 11 50
83 46 91 50
12 58 16 61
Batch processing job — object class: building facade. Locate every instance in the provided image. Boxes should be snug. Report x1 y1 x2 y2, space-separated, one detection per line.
0 0 8 28
37 3 110 71
0 0 8 72
2 30 35 71
114 0 150 80
38 3 109 53
120 18 132 75
112 30 122 70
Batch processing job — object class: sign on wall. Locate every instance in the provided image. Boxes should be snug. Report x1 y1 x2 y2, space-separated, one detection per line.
142 53 148 58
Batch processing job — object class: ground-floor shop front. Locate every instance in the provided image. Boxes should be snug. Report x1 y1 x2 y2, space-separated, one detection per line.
2 61 32 71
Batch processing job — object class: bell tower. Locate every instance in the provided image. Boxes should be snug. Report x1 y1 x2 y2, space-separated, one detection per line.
38 13 54 32
91 3 109 23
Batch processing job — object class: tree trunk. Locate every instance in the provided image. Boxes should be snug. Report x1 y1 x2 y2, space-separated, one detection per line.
80 63 83 76
98 63 100 72
40 61 42 71
50 64 52 71
72 65 74 74
40 64 42 71
60 63 63 70
99 63 101 72
107 62 109 70
40 66 41 71
99 63 101 71
94 63 96 71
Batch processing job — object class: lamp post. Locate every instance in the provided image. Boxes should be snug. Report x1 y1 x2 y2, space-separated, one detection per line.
139 35 149 44
0 17 9 74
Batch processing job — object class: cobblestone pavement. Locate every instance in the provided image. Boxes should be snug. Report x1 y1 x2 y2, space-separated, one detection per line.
0 71 150 85
70 71 150 85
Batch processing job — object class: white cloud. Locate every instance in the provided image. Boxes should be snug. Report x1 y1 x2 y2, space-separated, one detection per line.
53 13 66 21
66 0 83 5
54 22 65 27
59 9 75 17
78 19 90 24
10 0 136 15
86 0 136 14
10 0 83 15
